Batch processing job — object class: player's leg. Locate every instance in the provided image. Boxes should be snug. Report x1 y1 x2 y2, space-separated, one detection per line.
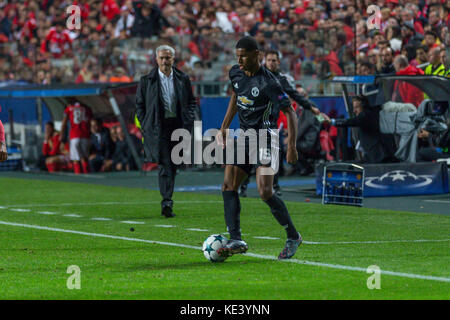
222 164 248 240
80 138 90 173
273 172 282 196
256 166 302 259
239 176 250 197
158 133 177 218
70 138 82 174
219 164 249 257
45 156 58 173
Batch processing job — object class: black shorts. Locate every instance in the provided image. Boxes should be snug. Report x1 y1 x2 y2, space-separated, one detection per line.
223 129 279 176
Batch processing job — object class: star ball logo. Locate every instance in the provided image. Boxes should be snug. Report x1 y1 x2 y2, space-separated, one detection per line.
365 170 434 190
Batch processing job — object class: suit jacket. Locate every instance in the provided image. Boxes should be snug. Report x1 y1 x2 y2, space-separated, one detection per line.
272 71 314 110
334 108 395 163
297 109 320 153
90 128 113 160
135 67 197 163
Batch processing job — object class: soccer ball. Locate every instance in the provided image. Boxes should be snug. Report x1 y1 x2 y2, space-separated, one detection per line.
202 234 228 262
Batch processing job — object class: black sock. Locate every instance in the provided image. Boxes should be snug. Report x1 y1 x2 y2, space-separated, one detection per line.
264 195 299 239
222 191 241 240
273 173 279 187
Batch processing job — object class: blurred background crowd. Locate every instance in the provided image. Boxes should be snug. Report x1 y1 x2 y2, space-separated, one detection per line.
0 0 449 87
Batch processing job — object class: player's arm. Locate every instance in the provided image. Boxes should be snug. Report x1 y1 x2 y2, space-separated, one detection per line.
282 105 298 165
327 112 366 128
0 120 7 162
217 91 237 149
279 76 320 115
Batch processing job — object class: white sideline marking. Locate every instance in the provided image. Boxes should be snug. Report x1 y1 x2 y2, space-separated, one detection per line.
0 208 447 245
186 228 210 232
49 172 106 179
254 236 280 240
0 206 6 209
120 221 145 225
244 252 450 283
303 239 450 245
423 200 450 204
3 200 223 208
0 220 448 283
0 221 199 250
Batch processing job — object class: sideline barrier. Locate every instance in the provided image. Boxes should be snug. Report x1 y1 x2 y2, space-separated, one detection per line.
316 162 449 197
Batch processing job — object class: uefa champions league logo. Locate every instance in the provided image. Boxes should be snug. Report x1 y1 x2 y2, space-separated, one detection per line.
365 170 434 190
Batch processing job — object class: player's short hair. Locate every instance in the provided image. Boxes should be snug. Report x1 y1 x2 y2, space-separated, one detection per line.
45 121 54 128
265 50 280 58
394 55 409 68
236 36 259 51
93 117 103 125
425 31 437 39
352 95 369 108
416 45 428 53
156 45 175 57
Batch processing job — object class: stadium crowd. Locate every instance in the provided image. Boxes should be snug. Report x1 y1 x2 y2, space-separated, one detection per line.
0 0 449 175
0 0 448 85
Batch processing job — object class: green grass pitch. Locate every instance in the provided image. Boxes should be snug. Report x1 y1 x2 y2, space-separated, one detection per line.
0 177 449 299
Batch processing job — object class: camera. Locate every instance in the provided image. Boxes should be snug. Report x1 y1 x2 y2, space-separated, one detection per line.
425 101 449 116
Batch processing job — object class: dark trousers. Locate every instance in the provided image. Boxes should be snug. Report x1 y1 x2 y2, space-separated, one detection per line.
159 119 181 209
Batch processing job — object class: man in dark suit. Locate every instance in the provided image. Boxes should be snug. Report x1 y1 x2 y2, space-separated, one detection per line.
323 95 395 163
135 45 197 218
89 118 114 172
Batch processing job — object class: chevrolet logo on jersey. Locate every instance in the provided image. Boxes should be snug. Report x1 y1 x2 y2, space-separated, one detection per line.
237 96 254 109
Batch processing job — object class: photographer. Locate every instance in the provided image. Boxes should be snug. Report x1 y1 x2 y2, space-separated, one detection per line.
323 95 396 163
415 99 450 161
417 125 450 162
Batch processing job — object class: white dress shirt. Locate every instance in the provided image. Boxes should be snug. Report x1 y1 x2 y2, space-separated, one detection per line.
158 68 177 118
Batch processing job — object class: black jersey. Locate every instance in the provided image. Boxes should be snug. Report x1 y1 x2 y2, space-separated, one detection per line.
229 64 291 130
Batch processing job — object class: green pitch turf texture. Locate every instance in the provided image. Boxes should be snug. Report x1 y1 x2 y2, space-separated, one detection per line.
0 177 448 300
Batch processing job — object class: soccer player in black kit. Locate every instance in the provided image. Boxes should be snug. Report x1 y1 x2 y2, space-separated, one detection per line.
239 50 320 197
216 36 302 259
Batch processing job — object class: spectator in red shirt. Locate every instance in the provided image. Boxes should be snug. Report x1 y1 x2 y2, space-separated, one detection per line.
42 122 60 156
40 20 72 58
40 121 72 173
392 55 425 108
401 7 424 35
102 0 120 21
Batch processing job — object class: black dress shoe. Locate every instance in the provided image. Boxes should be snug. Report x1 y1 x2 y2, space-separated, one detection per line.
161 206 176 218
